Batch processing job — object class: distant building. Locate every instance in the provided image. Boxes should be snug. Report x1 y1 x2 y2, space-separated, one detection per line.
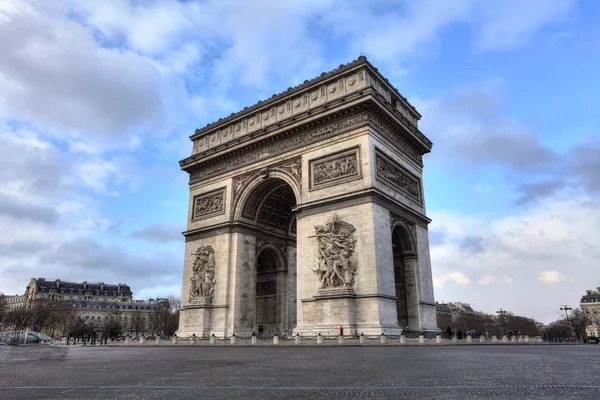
580 287 600 339
3 294 27 311
435 301 476 322
1 278 169 336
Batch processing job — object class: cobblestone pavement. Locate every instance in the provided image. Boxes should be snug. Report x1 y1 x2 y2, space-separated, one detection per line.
0 344 599 399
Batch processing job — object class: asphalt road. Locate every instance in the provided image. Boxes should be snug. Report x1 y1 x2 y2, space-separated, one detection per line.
0 344 599 399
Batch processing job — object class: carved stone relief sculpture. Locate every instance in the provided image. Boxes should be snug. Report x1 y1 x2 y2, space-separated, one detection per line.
312 214 358 289
375 152 421 201
189 245 217 301
310 147 361 190
192 189 225 220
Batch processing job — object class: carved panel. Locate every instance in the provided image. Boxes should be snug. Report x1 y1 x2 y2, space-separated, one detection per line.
309 146 361 191
375 151 421 203
232 157 302 203
189 245 216 302
189 111 370 183
256 281 276 296
191 188 225 221
312 214 358 289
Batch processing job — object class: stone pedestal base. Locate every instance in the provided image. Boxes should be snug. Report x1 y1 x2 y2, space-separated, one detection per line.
294 290 405 337
177 303 227 338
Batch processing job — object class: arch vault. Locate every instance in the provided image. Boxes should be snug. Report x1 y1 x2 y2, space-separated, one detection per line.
177 56 439 338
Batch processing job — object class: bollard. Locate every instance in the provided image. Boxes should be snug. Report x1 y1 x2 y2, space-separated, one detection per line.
452 335 457 343
480 335 485 343
525 335 530 343
172 336 178 344
359 334 365 344
124 336 131 344
418 334 425 344
273 334 279 345
338 335 344 345
140 336 145 344
380 335 387 344
511 336 516 343
492 335 497 343
155 337 161 345
209 334 215 345
231 334 236 345
400 334 406 344
317 333 323 345
518 336 523 343
295 334 300 345
502 335 508 343
435 335 441 344
251 336 257 345
191 334 197 345
466 335 472 343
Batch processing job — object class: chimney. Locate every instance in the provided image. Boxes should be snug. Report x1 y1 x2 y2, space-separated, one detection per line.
597 287 600 294
55 279 60 288
586 290 592 295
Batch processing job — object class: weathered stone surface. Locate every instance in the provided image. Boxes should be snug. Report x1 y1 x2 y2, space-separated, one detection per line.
177 57 439 338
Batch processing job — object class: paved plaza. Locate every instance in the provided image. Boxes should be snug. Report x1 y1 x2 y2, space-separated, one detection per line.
0 344 599 399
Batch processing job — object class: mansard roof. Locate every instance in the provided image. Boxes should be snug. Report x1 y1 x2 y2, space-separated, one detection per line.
29 278 132 296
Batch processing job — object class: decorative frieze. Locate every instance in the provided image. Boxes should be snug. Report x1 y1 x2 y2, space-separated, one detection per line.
375 151 421 202
312 214 358 289
232 157 302 203
189 111 370 183
191 188 225 220
309 146 361 190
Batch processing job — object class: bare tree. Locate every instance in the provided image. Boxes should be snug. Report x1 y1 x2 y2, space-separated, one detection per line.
0 292 5 325
131 313 145 336
564 309 590 342
3 307 34 330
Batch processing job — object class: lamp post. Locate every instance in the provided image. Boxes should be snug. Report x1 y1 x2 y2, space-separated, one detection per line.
560 305 572 342
559 305 572 319
496 309 507 335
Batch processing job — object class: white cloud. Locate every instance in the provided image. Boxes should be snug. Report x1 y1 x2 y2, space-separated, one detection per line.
433 271 471 288
538 270 567 284
430 195 600 322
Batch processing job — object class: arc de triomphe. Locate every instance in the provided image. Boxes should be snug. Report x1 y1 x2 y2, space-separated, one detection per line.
177 56 439 337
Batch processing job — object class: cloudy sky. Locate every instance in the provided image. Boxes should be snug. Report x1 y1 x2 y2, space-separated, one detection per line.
0 0 598 324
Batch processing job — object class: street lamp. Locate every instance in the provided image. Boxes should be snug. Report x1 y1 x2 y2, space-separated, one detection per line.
559 305 572 319
496 309 507 335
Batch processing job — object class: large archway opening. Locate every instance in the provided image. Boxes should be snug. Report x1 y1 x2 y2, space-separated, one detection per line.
392 224 417 331
240 177 297 336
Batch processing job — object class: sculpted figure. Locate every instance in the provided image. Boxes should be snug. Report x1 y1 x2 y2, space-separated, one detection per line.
189 245 216 301
312 214 357 289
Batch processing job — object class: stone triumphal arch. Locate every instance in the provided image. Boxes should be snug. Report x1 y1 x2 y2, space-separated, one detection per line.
177 56 439 337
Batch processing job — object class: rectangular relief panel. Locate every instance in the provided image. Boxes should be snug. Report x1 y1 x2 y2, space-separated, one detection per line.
375 149 422 204
191 187 226 221
309 146 362 191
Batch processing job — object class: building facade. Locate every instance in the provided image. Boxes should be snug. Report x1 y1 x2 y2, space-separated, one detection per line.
177 56 439 338
2 278 169 336
580 288 600 338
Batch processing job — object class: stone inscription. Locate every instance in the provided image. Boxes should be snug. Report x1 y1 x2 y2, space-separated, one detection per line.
189 245 216 301
310 147 360 190
312 214 358 289
192 189 225 220
375 152 421 201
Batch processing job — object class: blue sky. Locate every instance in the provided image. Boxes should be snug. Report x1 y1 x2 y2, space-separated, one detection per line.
0 0 598 324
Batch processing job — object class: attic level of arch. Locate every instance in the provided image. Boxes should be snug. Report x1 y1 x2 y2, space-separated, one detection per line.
183 103 431 186
187 57 422 141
